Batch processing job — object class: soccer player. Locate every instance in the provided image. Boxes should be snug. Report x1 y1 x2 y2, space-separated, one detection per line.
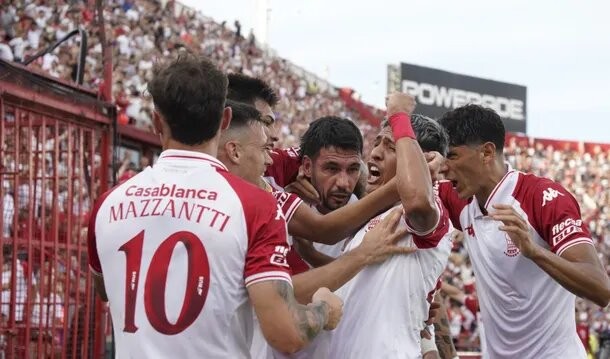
217 100 415 359
218 100 412 300
86 54 342 358
437 104 610 358
226 73 301 191
324 93 454 358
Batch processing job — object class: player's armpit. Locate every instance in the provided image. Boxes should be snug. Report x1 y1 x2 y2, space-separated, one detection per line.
247 280 330 354
91 271 108 302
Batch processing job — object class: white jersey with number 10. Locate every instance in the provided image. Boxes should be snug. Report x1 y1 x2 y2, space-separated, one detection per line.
88 150 292 359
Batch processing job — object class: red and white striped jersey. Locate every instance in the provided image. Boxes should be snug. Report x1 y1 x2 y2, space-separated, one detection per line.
87 149 292 359
437 167 590 359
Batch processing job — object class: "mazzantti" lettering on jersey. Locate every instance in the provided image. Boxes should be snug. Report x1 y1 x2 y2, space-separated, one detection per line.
108 198 230 230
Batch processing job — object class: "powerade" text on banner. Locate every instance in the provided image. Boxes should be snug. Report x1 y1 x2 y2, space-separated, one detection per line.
402 80 524 121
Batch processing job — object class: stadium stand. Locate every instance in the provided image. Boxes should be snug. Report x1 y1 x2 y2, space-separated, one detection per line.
1 0 609 356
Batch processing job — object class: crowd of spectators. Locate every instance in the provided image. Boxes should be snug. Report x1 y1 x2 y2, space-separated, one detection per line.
1 0 609 356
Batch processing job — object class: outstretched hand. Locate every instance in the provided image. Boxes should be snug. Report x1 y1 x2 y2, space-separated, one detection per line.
357 208 416 265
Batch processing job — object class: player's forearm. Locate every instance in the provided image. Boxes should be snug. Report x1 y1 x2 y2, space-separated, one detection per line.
306 181 398 244
292 251 367 304
433 293 457 359
440 282 465 303
275 281 329 344
530 247 610 307
396 137 438 233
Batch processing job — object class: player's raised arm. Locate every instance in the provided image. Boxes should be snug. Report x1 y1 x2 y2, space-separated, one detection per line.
244 195 342 354
288 178 399 245
387 93 439 234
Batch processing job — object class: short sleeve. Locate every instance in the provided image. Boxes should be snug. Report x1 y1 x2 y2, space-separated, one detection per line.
219 171 294 287
243 193 293 287
272 190 303 224
87 188 115 275
406 197 452 249
436 181 468 231
530 180 593 256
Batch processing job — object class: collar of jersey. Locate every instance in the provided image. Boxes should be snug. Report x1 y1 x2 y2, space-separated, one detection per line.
157 149 228 171
474 161 515 218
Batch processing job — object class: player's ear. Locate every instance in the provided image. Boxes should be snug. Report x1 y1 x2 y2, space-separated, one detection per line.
224 140 241 165
480 142 497 164
152 110 164 136
220 106 232 131
302 156 313 178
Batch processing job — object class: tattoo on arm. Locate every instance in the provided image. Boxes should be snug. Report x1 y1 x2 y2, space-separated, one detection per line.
275 281 329 342
433 316 457 359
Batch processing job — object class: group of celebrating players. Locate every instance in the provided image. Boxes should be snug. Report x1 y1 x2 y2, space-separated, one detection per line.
86 53 610 358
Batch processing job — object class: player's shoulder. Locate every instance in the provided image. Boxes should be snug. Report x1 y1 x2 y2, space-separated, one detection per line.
271 146 300 159
218 170 278 210
272 189 299 203
514 172 573 203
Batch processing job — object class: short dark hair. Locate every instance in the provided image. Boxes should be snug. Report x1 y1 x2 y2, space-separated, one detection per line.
225 99 262 131
148 52 228 145
438 104 505 152
381 114 449 156
227 73 279 107
300 116 363 159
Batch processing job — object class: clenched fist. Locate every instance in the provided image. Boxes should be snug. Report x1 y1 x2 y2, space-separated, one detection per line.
386 92 416 117
312 287 343 330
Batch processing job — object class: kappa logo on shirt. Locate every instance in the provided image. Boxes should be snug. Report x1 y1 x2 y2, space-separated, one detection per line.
270 245 290 268
286 147 300 158
541 187 564 207
275 204 286 221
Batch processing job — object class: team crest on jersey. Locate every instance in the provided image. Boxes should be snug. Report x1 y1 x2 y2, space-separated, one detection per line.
504 234 520 257
365 216 382 232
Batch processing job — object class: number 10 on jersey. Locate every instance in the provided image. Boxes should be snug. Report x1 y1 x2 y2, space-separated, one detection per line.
119 230 211 335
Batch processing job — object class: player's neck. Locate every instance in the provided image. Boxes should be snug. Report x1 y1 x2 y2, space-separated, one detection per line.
316 204 331 215
475 158 508 213
163 139 219 158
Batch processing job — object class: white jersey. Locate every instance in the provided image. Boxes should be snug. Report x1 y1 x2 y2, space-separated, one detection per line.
311 194 359 259
325 199 452 359
250 189 304 359
88 150 292 359
438 168 591 359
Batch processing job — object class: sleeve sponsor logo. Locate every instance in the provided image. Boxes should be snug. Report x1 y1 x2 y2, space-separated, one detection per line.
551 218 583 246
541 187 564 207
270 245 290 267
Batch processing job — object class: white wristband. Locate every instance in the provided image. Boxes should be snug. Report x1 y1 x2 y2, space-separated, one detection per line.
420 326 437 354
